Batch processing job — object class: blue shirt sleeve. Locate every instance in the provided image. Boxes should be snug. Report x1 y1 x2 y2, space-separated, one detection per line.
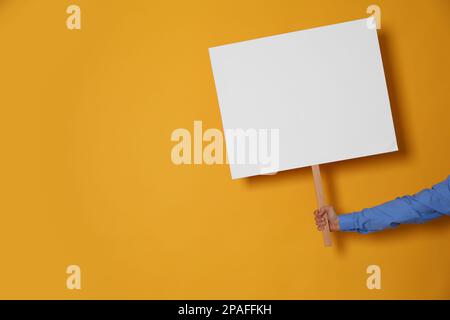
339 176 450 234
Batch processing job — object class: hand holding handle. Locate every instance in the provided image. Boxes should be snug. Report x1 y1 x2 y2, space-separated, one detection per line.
311 165 332 247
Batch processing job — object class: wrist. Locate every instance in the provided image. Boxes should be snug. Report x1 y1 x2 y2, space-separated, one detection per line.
331 216 340 232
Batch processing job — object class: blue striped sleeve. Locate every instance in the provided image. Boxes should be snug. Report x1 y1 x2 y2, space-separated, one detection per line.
339 176 450 234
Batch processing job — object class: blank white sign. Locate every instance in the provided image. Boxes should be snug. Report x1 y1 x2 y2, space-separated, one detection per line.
209 18 398 179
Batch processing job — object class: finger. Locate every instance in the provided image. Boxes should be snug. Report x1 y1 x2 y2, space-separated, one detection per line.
315 212 324 219
317 210 327 218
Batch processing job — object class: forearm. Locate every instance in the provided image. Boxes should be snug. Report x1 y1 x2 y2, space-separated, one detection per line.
339 176 450 234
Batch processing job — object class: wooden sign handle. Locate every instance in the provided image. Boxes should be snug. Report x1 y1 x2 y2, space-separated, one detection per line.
311 165 332 247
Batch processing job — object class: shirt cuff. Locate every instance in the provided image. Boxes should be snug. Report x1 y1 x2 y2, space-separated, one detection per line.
339 213 357 231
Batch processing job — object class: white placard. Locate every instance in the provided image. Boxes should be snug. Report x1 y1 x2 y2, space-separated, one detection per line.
209 18 398 179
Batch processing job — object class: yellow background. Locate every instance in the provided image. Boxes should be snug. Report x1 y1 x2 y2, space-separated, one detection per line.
0 0 449 299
